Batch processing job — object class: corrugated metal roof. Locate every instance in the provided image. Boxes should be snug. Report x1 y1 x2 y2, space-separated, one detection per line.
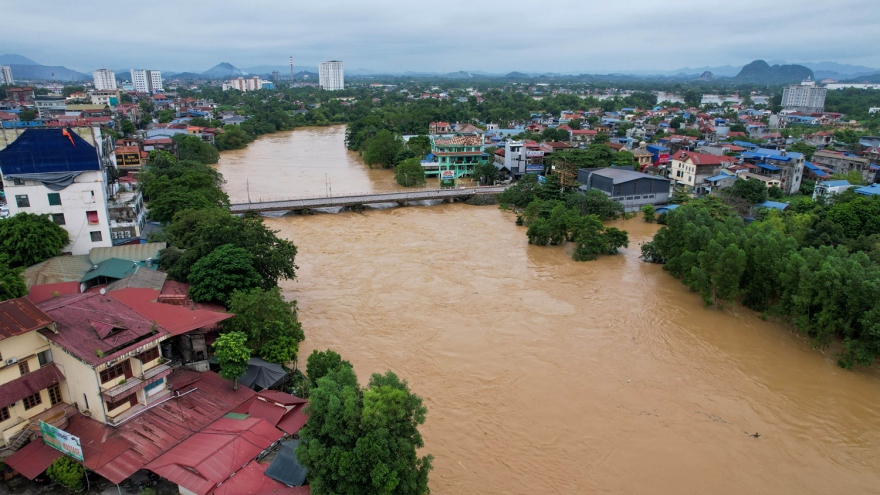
23 255 93 287
258 390 308 406
0 363 65 408
79 258 140 283
89 242 166 264
146 416 283 495
213 461 309 495
26 281 81 304
3 437 63 479
106 270 167 292
0 296 54 341
108 288 233 336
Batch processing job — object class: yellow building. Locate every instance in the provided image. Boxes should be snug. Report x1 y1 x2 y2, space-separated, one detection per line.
0 298 71 456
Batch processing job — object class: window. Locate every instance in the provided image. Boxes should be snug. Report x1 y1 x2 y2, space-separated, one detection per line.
15 195 29 208
51 213 66 225
38 349 52 367
22 392 42 410
137 347 160 364
0 405 9 421
47 193 61 206
90 231 103 242
99 360 132 384
12 178 24 186
18 360 29 376
48 384 62 406
87 210 99 224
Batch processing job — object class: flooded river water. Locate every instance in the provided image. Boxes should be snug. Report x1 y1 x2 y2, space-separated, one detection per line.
217 126 880 494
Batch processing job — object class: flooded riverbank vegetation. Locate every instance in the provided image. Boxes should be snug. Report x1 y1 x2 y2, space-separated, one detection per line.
500 174 629 261
642 192 880 368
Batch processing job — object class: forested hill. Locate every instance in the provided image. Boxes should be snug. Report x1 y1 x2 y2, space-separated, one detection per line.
734 60 814 84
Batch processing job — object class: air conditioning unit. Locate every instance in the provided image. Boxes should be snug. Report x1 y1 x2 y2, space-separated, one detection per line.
6 357 17 366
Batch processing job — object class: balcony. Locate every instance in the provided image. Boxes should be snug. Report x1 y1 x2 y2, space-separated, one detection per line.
101 363 172 402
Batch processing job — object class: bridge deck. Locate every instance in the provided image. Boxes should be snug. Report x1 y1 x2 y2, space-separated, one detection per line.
229 186 507 213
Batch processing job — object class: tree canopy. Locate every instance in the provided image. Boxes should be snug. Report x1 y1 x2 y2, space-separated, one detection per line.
363 130 405 169
395 158 427 187
213 331 251 390
188 244 262 304
0 213 69 268
173 134 220 164
223 287 305 365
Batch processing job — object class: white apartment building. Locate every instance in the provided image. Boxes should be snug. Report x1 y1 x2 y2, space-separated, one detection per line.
130 69 163 93
92 69 117 91
0 127 116 255
222 76 263 92
319 60 344 90
781 78 826 114
0 66 13 85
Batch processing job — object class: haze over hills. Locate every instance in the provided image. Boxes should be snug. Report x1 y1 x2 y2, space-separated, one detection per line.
0 53 90 82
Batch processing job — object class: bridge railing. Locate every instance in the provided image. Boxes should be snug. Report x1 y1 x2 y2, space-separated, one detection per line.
229 185 507 206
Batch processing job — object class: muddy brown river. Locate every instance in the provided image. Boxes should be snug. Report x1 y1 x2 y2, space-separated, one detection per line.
218 126 880 494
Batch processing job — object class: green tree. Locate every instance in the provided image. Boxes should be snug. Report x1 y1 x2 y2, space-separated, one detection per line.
683 89 702 109
173 134 220 164
189 244 262 304
395 158 427 187
163 209 297 287
788 141 817 161
145 171 230 223
474 162 499 185
305 349 352 392
19 109 36 122
833 128 860 145
768 185 784 200
46 456 85 492
213 331 252 390
223 287 305 365
0 257 26 301
406 135 431 158
830 170 867 186
363 130 404 169
120 118 136 136
593 133 610 144
614 149 638 170
724 178 768 205
799 178 816 196
157 109 176 123
296 361 432 495
0 213 69 268
641 204 656 223
215 125 254 150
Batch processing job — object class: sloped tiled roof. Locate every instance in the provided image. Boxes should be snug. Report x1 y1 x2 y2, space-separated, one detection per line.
89 242 166 264
0 297 53 341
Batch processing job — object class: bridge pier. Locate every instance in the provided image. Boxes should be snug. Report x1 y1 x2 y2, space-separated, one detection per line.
445 198 455 203
397 200 408 206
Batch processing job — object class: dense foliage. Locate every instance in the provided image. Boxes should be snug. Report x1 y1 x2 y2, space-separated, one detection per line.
0 258 27 301
213 331 251 390
222 287 305 365
521 200 629 261
173 134 220 164
46 456 85 492
0 212 70 268
395 158 427 187
641 193 880 368
188 244 262 304
297 351 432 495
140 151 229 223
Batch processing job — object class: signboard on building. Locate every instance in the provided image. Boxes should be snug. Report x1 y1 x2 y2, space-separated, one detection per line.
440 170 455 181
526 164 544 173
525 151 544 158
656 153 670 165
40 421 84 462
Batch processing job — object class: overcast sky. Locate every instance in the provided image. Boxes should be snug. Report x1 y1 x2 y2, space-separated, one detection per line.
3 0 880 74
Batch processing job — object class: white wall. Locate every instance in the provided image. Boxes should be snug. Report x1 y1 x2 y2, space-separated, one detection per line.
4 170 112 255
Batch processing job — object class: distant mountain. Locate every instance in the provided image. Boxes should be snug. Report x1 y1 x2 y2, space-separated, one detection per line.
0 54 39 65
841 73 880 84
734 60 813 84
202 62 244 78
800 61 878 76
165 72 205 81
241 65 318 76
697 71 715 81
505 71 530 79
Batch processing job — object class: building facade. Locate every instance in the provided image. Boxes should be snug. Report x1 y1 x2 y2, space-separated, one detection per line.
0 66 13 85
781 78 826 114
669 151 736 195
0 128 116 255
130 69 162 93
319 61 344 91
33 95 66 119
425 135 487 179
811 150 873 183
222 77 263 92
577 167 671 208
92 69 117 91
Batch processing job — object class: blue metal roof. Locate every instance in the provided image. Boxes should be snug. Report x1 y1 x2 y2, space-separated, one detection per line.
756 163 781 171
755 201 789 210
0 128 100 175
820 180 851 187
855 184 880 196
705 174 735 182
804 161 830 177
733 141 758 149
655 204 680 213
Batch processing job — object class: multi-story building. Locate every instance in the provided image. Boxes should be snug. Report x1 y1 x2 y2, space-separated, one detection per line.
130 69 162 93
0 297 71 457
740 148 805 195
0 127 117 255
222 76 263 92
107 183 147 241
319 60 344 91
92 69 117 91
6 87 34 105
781 78 826 114
33 95 66 119
669 151 736 195
424 134 487 179
811 150 873 183
0 66 13 85
90 89 121 107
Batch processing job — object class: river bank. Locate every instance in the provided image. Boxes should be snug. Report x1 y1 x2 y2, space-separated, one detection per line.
216 127 880 495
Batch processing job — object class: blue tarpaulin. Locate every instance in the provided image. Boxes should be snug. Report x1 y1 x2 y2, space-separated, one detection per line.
0 128 99 175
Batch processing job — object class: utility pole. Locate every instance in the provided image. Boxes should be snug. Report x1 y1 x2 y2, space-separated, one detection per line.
247 178 251 203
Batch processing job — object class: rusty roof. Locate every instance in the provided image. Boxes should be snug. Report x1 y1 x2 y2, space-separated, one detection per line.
23 255 93 288
0 297 54 341
146 416 283 495
0 363 65 408
38 292 169 367
108 288 233 336
89 242 166 265
213 461 310 495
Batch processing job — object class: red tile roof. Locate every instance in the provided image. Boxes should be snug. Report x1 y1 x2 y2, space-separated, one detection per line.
674 151 735 166
26 281 82 304
0 363 65 408
571 129 597 135
109 288 233 336
146 416 283 495
0 297 54 341
38 293 169 367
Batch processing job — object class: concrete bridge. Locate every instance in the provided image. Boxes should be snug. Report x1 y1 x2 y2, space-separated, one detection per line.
229 185 508 213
